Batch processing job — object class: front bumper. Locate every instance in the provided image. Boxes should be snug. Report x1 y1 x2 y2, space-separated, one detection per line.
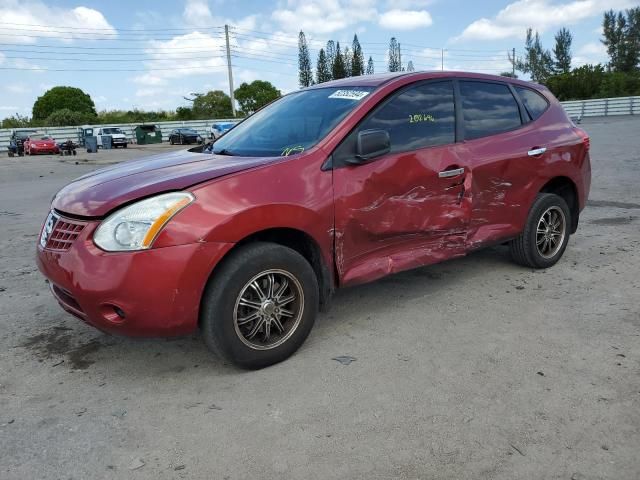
31 146 59 154
36 218 233 336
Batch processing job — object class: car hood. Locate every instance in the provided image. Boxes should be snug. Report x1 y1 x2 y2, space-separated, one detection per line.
32 140 55 145
52 149 279 217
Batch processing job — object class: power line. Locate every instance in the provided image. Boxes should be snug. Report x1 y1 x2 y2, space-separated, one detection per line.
0 22 224 32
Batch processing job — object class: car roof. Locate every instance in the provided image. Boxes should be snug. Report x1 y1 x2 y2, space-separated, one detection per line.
305 70 545 91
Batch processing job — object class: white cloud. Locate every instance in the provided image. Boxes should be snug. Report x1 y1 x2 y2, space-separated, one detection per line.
455 0 636 41
272 0 378 35
182 0 214 27
379 9 433 30
387 0 433 8
573 41 608 66
0 0 116 44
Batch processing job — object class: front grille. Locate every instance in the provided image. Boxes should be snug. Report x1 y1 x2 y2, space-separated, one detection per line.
45 217 86 251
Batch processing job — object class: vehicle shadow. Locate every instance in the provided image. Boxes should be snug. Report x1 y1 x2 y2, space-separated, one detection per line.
21 245 519 378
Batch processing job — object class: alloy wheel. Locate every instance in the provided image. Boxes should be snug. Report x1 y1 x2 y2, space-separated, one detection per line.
233 269 304 350
536 206 566 259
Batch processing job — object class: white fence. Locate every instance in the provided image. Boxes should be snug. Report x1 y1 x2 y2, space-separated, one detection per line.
561 96 640 118
2 96 640 151
0 118 236 151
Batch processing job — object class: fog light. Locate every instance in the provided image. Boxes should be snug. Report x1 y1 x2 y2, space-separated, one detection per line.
100 304 126 324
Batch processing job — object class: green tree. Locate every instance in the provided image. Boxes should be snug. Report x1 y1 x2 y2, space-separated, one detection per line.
500 71 518 78
332 42 347 79
298 31 314 88
515 28 554 83
32 86 96 121
366 56 375 75
316 48 332 83
602 8 640 72
1 113 30 129
326 40 336 80
553 27 573 74
175 106 193 120
351 34 365 76
185 90 233 118
388 37 401 72
343 47 353 76
406 60 415 72
44 108 91 126
234 80 281 115
546 64 606 100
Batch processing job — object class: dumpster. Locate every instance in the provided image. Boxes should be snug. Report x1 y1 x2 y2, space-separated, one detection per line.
85 136 98 153
134 124 162 145
78 125 94 147
101 135 112 149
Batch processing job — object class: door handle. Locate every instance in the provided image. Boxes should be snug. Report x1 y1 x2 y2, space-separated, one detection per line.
527 147 547 157
438 167 465 178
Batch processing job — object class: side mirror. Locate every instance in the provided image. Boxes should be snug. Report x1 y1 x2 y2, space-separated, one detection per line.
352 129 390 163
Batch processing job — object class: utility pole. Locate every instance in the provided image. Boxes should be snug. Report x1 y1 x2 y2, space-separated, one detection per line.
441 48 444 71
224 24 236 117
512 47 516 76
398 43 402 71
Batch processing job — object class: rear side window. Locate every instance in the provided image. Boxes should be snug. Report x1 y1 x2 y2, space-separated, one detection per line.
359 81 456 152
459 81 522 140
515 86 549 121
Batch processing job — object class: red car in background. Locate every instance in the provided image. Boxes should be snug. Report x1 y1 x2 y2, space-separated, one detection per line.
25 134 59 155
36 71 591 369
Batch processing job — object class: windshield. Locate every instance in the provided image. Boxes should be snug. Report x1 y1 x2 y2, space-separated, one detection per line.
180 129 197 134
212 86 375 157
103 128 122 134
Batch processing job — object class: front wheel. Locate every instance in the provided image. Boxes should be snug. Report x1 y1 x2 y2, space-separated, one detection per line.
200 242 319 369
510 193 571 268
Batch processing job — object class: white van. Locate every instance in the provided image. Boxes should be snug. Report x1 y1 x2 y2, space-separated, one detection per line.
96 127 128 148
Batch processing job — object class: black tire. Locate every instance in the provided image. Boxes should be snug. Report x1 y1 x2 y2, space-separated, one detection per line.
201 242 319 369
123 143 127 149
510 193 571 268
170 137 174 145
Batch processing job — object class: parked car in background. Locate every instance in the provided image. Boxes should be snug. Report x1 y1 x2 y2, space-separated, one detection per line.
37 72 591 369
169 128 203 145
7 129 36 157
25 134 59 155
96 127 128 148
210 121 237 139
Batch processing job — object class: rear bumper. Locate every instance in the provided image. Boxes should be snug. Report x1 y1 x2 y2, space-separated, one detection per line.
36 220 233 336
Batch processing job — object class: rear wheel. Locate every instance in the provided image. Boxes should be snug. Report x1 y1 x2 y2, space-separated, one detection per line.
510 193 571 268
200 242 319 369
169 137 174 145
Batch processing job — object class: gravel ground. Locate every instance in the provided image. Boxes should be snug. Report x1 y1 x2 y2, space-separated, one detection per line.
0 119 638 479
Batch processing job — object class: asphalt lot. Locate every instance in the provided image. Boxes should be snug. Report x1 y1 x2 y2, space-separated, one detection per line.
1 118 639 479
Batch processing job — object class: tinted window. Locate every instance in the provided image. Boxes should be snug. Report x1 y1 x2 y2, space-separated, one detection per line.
515 86 549 121
459 81 521 140
359 81 455 152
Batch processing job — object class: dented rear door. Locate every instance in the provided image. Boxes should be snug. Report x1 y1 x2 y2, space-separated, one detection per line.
331 80 471 286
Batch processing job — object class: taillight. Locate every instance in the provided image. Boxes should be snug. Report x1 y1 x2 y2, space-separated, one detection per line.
575 128 590 151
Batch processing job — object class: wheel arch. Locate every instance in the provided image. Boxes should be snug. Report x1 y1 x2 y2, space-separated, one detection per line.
539 176 579 233
199 227 334 329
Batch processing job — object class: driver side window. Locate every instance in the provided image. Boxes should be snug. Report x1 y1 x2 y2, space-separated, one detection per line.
334 81 456 163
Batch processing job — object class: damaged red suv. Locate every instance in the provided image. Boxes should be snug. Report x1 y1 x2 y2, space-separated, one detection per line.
37 72 591 368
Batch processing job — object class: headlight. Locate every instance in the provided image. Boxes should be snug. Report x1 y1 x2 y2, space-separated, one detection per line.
94 192 194 251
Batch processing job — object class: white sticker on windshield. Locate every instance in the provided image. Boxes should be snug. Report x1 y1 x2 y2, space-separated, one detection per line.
328 90 370 100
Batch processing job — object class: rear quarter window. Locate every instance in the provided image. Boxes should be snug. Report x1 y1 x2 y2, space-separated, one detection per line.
514 86 549 121
459 81 522 140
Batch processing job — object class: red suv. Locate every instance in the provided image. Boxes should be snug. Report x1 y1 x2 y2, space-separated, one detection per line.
37 72 591 368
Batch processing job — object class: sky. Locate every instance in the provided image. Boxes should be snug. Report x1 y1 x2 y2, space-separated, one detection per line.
0 0 635 117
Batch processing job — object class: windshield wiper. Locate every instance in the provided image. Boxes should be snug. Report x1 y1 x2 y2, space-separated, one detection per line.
213 148 235 156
